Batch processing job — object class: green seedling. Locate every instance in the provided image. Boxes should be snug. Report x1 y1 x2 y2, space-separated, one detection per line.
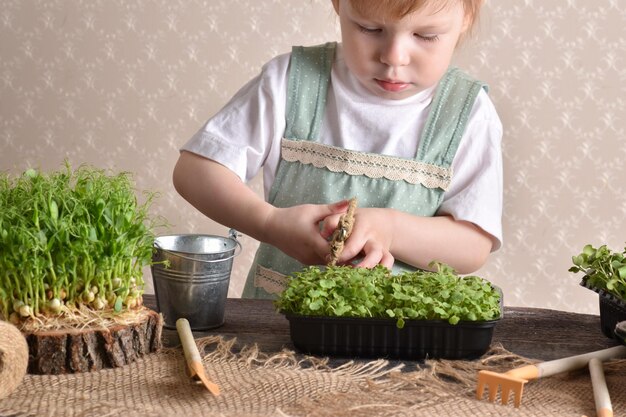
0 162 163 322
570 243 626 301
275 262 501 328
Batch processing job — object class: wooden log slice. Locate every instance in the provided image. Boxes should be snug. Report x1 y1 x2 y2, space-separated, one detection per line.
21 307 163 374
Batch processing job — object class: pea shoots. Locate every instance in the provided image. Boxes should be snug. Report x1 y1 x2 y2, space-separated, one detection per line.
0 163 161 324
276 263 502 328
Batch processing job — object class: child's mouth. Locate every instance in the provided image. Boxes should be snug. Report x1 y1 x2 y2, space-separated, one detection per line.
375 79 410 92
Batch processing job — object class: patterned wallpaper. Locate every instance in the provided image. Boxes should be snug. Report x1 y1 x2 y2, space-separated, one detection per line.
1 1 625 314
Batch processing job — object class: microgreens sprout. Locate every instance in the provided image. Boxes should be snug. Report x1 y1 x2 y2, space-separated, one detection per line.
0 162 163 322
275 262 502 328
570 243 626 301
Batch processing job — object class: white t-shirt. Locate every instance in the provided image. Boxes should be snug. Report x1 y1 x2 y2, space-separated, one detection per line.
182 44 504 250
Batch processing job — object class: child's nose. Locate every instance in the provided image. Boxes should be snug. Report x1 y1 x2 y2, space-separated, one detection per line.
379 37 410 67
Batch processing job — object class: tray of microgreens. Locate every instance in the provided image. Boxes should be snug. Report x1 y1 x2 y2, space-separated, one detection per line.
0 163 162 329
570 243 626 339
275 262 502 359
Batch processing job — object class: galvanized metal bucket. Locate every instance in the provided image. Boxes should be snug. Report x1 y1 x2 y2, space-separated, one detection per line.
151 231 241 330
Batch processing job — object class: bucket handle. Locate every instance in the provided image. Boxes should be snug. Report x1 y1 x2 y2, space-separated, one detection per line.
154 229 242 263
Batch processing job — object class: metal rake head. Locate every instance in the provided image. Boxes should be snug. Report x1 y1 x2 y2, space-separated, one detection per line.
476 369 529 408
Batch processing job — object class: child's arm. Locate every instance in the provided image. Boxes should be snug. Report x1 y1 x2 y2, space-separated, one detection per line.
173 151 349 265
321 207 493 274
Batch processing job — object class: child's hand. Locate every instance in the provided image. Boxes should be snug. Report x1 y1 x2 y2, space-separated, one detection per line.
263 200 350 265
320 207 394 269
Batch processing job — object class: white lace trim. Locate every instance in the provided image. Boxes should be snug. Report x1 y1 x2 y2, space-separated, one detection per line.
254 265 289 295
281 138 451 190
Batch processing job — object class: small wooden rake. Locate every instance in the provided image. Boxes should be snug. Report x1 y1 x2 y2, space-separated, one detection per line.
476 345 626 408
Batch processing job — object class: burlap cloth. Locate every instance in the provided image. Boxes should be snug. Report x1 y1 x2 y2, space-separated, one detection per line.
0 335 624 417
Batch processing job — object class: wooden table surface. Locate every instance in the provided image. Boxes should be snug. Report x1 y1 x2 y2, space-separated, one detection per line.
144 295 621 361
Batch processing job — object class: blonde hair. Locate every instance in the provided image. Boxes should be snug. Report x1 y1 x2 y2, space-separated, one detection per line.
346 0 484 33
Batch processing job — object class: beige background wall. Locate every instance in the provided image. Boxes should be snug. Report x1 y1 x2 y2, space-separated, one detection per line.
2 1 625 314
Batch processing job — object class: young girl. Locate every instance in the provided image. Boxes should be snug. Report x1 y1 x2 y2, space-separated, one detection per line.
173 0 502 299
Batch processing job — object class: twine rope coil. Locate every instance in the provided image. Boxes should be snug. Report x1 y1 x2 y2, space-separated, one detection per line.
0 320 29 399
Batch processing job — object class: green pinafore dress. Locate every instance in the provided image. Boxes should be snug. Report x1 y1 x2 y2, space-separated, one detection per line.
242 42 486 299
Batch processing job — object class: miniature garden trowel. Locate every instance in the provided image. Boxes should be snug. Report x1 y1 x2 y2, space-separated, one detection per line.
176 318 221 396
476 345 626 408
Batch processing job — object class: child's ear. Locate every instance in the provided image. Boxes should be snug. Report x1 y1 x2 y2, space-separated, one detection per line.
461 13 472 33
462 0 484 33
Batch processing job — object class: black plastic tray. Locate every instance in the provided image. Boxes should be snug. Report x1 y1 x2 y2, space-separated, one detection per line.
284 313 500 360
581 278 626 339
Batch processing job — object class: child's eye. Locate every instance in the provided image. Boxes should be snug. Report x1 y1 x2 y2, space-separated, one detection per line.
415 33 439 42
358 25 381 34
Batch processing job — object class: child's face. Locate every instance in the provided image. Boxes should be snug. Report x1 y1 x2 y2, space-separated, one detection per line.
333 0 470 100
